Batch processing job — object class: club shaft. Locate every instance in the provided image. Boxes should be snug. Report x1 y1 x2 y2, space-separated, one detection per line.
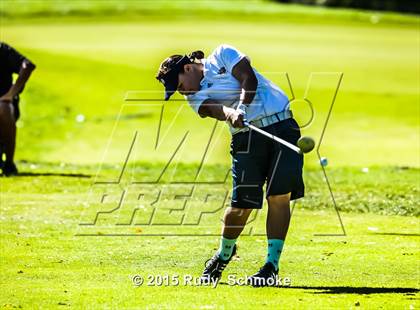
246 123 302 154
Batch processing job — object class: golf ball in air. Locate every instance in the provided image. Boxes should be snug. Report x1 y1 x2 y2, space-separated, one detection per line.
320 157 328 167
76 114 85 123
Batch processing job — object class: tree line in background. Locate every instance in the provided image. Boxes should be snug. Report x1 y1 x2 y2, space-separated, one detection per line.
275 0 420 14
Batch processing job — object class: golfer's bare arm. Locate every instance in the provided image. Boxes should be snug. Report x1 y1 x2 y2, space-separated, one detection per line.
0 59 36 102
198 58 258 125
231 57 258 106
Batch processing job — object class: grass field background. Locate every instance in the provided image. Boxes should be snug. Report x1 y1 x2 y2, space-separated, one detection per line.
0 0 419 166
0 0 419 309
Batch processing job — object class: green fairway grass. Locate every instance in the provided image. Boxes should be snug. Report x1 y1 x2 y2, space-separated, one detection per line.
0 0 419 308
1 163 419 308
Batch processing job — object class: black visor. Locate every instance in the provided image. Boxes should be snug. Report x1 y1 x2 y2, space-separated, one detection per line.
156 55 191 101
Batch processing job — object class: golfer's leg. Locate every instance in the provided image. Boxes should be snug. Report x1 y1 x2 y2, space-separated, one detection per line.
200 207 253 281
266 193 291 239
263 192 291 271
222 207 253 239
214 206 252 260
0 101 16 164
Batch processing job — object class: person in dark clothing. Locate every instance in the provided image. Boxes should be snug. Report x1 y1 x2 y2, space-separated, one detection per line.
0 42 36 176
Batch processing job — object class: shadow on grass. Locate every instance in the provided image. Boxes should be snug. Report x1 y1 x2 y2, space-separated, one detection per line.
369 232 420 237
289 286 419 294
218 282 419 294
12 172 92 178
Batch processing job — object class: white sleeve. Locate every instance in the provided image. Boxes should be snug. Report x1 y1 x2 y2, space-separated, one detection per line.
185 90 210 115
217 44 249 73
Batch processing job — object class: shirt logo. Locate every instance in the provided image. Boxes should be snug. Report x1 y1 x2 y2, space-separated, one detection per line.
218 67 226 74
207 83 213 88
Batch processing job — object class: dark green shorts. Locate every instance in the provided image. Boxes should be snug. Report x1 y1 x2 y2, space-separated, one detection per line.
230 118 305 209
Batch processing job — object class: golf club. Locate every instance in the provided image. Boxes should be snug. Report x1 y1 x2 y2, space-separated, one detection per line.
243 120 315 154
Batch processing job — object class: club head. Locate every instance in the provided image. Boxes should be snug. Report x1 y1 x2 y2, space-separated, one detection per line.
297 136 315 153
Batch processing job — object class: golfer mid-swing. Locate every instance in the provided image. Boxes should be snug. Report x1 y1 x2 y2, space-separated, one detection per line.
156 44 304 286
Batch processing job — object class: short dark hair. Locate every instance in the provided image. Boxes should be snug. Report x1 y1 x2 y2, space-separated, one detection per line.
156 51 204 81
156 50 205 100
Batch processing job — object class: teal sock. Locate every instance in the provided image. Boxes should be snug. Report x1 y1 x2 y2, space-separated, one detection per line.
217 237 237 261
266 239 284 271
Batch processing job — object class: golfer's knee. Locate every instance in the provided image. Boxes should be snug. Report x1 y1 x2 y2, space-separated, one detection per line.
267 193 291 207
225 207 251 221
